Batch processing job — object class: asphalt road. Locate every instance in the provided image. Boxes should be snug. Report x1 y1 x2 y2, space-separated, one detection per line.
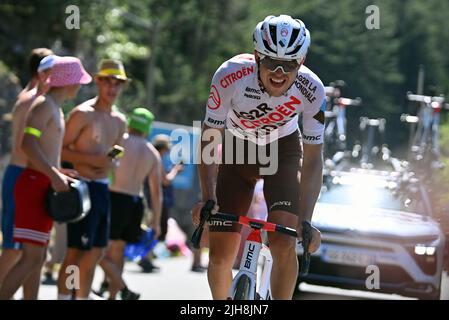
29 252 448 300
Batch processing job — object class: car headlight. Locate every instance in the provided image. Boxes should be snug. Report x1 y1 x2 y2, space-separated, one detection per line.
414 245 436 256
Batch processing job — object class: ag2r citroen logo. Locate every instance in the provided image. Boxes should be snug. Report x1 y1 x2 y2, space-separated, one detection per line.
281 28 289 37
207 85 221 110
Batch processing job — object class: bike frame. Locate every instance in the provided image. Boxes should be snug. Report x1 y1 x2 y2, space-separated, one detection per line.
228 228 273 300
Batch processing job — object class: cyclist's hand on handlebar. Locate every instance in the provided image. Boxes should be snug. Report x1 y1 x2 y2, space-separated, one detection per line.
298 223 321 253
191 201 219 227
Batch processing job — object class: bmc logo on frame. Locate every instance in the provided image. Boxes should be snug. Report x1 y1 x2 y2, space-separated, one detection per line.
208 220 233 227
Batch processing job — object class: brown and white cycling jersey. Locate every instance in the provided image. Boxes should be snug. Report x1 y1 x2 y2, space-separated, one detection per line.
204 53 326 146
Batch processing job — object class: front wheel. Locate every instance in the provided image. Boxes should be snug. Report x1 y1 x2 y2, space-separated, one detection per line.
233 274 252 300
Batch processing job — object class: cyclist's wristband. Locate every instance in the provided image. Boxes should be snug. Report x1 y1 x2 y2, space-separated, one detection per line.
24 127 42 138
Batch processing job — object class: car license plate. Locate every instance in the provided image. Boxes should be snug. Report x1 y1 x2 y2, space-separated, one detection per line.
323 247 375 267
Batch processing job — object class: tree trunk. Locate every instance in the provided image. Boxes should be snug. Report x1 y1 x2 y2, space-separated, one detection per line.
146 22 160 109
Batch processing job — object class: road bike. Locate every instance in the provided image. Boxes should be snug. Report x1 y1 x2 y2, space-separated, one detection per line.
402 92 448 171
323 81 362 164
191 200 312 300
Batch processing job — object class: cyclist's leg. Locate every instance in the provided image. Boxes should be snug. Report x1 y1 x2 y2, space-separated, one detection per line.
262 130 301 299
266 211 298 299
209 163 257 300
264 170 300 299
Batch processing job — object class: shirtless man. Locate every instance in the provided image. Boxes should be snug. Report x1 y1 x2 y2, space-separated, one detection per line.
0 56 91 299
0 48 54 296
97 107 162 300
57 59 128 300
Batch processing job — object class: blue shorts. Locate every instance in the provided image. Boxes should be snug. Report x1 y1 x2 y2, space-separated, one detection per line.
67 180 110 250
1 165 24 249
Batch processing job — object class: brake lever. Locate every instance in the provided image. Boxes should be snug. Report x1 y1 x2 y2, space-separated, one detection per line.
191 200 215 249
300 221 312 276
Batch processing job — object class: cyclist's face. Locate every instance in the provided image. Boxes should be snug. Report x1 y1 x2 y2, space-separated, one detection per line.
256 52 301 97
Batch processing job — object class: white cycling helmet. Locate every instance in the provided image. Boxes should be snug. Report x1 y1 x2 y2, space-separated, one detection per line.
253 14 311 63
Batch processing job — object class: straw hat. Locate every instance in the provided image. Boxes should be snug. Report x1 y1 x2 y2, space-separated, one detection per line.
95 59 129 81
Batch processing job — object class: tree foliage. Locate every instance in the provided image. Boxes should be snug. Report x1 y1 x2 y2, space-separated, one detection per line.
0 0 448 136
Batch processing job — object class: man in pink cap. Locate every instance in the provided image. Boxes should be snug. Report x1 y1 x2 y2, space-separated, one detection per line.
57 59 128 300
0 56 91 300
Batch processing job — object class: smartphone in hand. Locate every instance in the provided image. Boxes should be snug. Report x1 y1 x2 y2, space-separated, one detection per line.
107 145 124 159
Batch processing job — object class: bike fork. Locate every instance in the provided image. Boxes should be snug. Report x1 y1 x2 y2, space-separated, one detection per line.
228 229 262 299
257 244 273 300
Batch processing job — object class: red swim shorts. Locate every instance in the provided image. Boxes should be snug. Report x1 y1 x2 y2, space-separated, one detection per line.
13 168 53 246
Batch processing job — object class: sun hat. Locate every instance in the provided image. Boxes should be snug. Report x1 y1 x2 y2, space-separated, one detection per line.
48 56 92 87
95 59 129 81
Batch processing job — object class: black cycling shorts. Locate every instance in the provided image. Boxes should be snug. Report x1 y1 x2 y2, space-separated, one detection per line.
212 130 302 232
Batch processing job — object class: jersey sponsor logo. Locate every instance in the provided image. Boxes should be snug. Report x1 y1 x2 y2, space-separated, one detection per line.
244 93 261 100
207 85 221 110
313 110 325 125
207 117 225 126
303 134 322 141
245 87 262 95
294 75 319 104
230 96 301 137
220 66 254 88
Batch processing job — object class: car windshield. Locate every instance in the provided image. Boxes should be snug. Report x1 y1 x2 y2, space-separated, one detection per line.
319 174 426 215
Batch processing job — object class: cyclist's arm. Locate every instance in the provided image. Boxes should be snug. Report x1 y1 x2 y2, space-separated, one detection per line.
199 60 235 202
198 123 224 202
299 143 323 223
300 87 326 223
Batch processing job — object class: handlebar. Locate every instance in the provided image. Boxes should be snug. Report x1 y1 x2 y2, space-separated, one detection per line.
211 212 298 238
325 97 362 119
336 97 362 107
191 200 312 275
192 200 298 250
400 113 419 124
406 92 445 104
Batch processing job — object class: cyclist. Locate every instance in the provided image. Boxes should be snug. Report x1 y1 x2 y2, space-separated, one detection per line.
192 14 324 300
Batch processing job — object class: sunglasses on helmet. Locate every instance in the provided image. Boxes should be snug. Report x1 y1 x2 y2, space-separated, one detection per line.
257 53 300 74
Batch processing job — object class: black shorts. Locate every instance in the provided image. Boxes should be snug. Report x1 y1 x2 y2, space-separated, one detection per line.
212 130 302 232
67 181 110 250
109 191 144 243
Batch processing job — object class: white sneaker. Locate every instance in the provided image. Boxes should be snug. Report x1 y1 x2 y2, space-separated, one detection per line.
87 292 106 300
